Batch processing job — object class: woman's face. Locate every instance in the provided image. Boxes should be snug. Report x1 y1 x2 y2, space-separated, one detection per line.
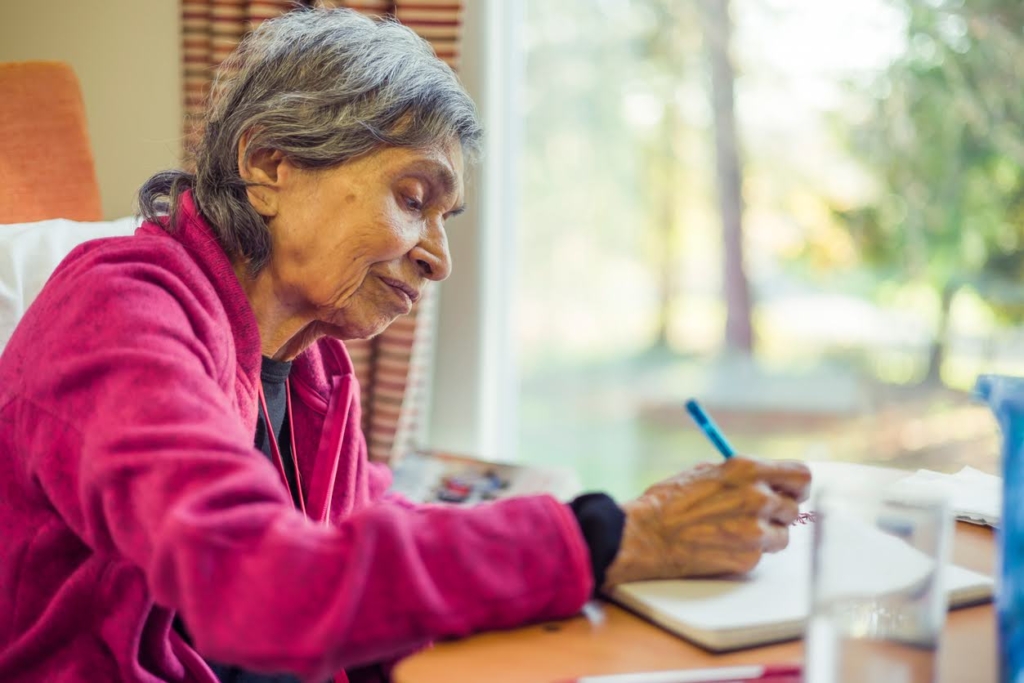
248 141 464 343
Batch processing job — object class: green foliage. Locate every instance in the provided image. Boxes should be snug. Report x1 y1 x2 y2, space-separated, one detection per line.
837 0 1024 318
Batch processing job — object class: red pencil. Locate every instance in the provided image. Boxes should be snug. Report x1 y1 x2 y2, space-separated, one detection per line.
560 663 802 683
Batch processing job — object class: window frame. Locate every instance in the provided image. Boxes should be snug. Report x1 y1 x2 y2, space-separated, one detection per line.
427 0 524 461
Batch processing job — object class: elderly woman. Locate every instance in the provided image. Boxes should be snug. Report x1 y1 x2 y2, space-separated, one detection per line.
0 9 809 683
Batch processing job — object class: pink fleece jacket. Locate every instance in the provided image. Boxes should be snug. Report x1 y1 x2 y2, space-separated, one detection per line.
0 193 592 682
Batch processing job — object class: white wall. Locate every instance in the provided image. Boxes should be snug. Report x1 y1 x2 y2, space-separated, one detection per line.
0 0 182 219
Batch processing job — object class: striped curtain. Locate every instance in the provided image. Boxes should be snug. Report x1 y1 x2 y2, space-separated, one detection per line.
181 0 466 464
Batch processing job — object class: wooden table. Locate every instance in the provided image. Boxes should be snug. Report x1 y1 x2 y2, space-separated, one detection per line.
393 463 997 683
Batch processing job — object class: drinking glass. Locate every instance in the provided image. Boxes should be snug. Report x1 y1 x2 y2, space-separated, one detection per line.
805 487 952 683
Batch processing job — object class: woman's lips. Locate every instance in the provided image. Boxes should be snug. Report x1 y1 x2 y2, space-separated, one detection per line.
380 276 420 305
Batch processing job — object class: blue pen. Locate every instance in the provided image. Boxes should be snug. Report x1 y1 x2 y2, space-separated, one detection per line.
685 399 736 459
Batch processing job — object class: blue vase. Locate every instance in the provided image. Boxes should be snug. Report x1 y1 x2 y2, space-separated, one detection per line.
976 374 1024 683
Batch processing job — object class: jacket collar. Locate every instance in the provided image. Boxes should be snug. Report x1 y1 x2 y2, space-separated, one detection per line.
135 190 354 412
137 190 262 409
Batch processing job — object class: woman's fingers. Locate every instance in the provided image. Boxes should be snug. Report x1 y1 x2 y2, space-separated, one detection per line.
723 457 812 502
682 481 800 526
682 487 797 553
678 484 770 520
756 460 812 502
606 458 812 585
766 491 800 526
760 520 791 553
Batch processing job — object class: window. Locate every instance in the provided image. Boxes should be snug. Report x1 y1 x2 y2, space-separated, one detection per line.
503 0 1020 500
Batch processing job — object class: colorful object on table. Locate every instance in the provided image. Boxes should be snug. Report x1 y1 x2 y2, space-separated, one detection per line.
561 663 802 683
974 374 1024 683
435 470 512 504
436 476 474 503
684 399 736 459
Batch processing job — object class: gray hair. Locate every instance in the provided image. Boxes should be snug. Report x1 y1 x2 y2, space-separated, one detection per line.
138 7 482 272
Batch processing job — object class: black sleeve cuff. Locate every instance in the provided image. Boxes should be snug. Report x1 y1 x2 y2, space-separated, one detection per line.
568 492 625 594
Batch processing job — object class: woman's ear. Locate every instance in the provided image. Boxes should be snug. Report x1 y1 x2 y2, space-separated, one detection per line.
238 131 285 218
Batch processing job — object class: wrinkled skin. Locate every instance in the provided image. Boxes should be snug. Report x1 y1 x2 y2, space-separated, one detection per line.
604 457 812 589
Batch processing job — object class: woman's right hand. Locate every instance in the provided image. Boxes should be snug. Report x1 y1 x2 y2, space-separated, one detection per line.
603 457 811 589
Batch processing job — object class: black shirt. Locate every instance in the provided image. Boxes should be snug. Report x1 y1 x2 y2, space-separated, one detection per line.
206 356 302 683
254 356 300 508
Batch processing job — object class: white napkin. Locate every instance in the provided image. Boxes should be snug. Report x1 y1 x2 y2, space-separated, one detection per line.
894 466 1001 527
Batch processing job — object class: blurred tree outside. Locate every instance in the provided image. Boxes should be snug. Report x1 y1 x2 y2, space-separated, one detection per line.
560 0 755 358
514 0 1019 497
830 0 1024 384
700 0 754 354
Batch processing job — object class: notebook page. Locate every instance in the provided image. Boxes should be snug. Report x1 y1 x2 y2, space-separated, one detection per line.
609 518 992 650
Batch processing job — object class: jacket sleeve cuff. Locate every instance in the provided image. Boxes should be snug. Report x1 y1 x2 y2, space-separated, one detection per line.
568 493 625 594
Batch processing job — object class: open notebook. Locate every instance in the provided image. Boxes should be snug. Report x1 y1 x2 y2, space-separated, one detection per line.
607 515 993 652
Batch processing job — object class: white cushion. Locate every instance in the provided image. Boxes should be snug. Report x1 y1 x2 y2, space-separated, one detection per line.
0 217 139 350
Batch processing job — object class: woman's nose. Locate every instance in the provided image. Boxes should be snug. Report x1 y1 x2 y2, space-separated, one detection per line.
410 222 451 282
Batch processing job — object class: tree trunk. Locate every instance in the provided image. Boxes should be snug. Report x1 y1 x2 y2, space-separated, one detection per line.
701 0 753 354
925 282 958 385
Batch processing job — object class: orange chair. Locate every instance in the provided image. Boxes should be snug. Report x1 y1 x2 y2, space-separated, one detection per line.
0 61 103 223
